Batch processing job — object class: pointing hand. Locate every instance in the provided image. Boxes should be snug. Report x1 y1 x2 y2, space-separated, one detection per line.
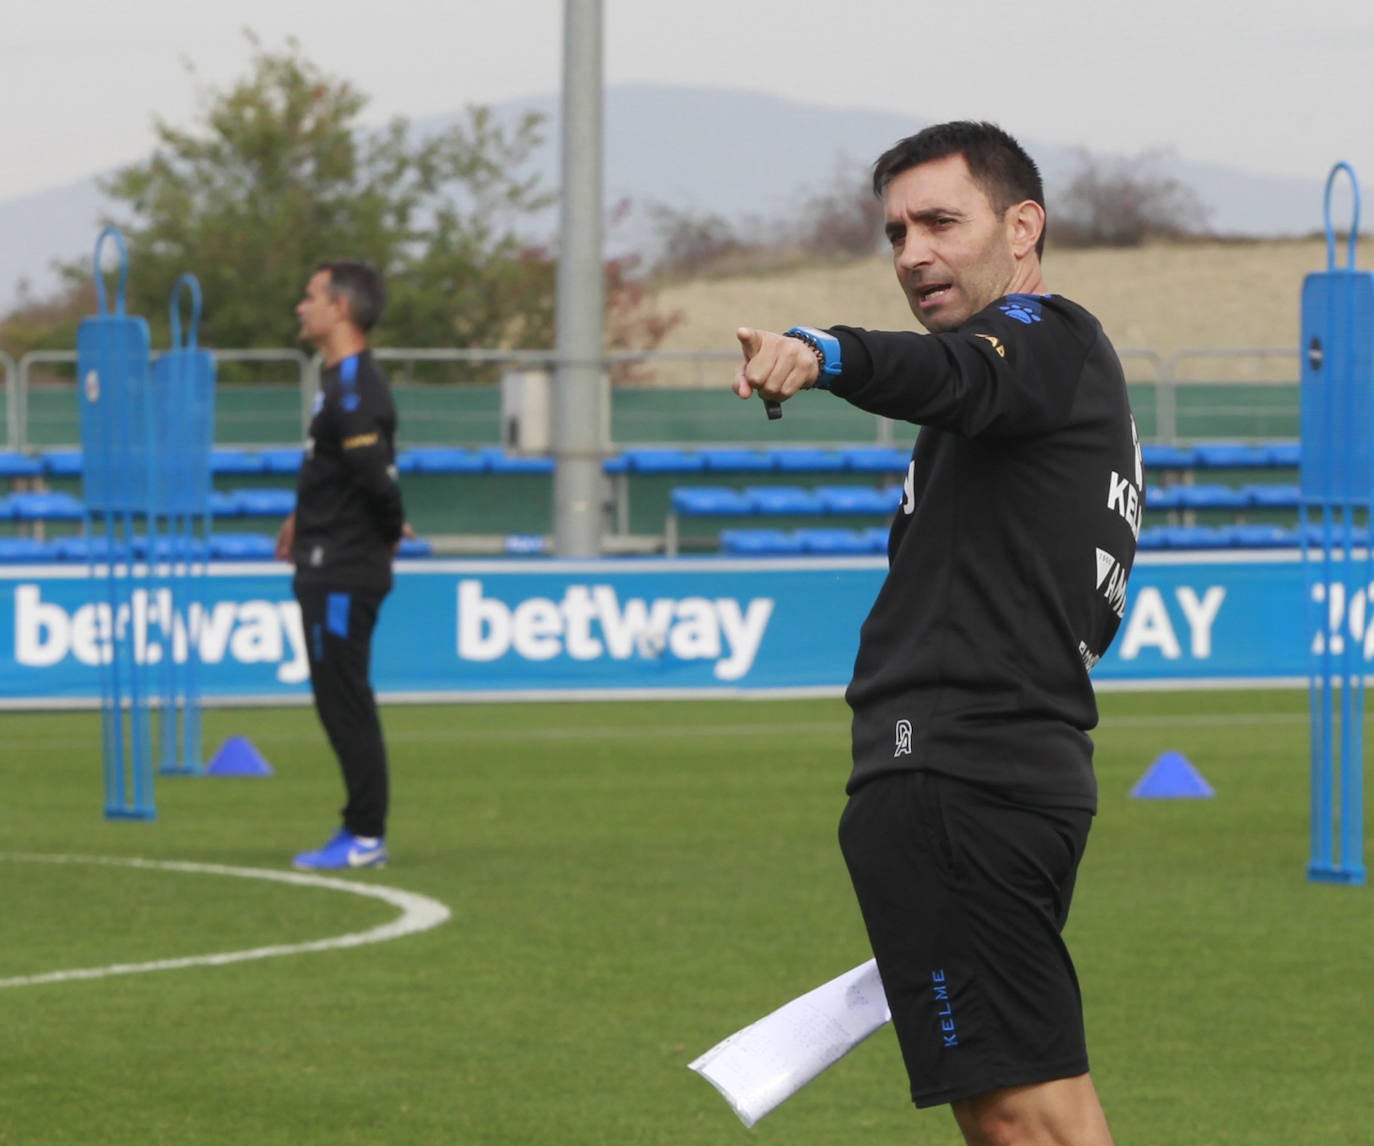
733 326 820 406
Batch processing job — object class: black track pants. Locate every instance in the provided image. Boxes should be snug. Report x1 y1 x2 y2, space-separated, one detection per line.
293 580 390 839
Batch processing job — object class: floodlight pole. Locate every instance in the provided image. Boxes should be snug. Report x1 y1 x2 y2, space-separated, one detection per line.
553 0 605 557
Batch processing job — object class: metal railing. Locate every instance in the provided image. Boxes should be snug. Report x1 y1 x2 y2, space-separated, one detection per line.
5 343 1306 454
0 351 15 452
14 349 311 450
1156 347 1300 443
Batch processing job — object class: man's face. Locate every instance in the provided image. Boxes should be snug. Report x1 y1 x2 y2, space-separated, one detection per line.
883 153 1019 333
295 270 344 346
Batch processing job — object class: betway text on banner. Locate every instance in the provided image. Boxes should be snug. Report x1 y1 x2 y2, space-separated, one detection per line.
0 553 1337 707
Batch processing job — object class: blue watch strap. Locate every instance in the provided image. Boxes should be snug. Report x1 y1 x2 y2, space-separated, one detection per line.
784 325 843 390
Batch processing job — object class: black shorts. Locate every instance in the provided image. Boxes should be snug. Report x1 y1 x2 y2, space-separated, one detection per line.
838 770 1094 1108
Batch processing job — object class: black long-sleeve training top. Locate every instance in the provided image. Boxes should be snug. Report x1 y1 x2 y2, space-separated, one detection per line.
293 350 406 592
824 294 1142 812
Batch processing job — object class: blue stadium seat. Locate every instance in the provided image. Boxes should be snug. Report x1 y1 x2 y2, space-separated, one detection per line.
1136 526 1171 551
39 449 83 477
504 534 548 555
400 447 487 474
53 535 135 562
1172 484 1249 511
1145 485 1188 511
816 485 902 514
840 446 909 473
145 535 211 560
209 533 277 560
0 537 62 563
209 491 241 517
861 526 891 553
211 449 267 475
795 527 873 554
700 448 773 473
1156 525 1230 549
1225 524 1298 549
1141 444 1198 471
719 528 804 555
1265 441 1302 468
602 454 630 475
744 486 823 514
1242 484 1301 509
396 536 433 557
477 448 554 475
9 491 84 521
229 488 297 517
670 487 751 515
0 497 14 522
618 447 705 474
1194 442 1271 469
258 447 305 474
0 452 42 480
769 447 848 474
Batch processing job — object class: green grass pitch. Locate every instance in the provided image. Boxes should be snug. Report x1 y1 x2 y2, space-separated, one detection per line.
0 690 1369 1145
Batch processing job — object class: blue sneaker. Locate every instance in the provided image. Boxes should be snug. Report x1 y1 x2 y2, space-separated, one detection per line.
293 829 388 871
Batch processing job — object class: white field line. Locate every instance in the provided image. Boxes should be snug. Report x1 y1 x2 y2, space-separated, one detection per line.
0 854 451 990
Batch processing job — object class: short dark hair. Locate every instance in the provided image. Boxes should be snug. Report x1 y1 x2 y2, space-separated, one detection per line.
317 260 386 333
872 121 1047 258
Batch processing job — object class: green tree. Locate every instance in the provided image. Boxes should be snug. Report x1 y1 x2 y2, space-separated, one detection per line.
84 34 557 353
0 279 96 363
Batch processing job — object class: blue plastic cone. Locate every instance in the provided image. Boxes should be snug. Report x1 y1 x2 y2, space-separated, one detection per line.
206 736 274 777
1130 751 1213 799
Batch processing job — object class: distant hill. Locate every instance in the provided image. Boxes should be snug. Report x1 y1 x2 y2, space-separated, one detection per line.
0 83 1364 314
0 178 107 310
486 85 1357 253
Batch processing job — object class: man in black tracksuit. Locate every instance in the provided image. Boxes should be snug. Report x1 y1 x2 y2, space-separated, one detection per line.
734 123 1139 1145
276 261 408 871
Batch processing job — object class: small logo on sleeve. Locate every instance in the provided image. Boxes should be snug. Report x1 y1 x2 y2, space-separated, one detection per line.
974 333 1006 358
895 719 913 757
999 296 1043 325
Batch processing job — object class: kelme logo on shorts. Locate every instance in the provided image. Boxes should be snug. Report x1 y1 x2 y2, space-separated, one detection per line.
932 969 959 1048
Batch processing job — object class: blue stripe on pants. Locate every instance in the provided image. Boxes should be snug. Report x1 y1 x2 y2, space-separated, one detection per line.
326 592 351 639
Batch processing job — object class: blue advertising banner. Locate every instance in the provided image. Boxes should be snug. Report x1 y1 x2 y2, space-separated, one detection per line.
0 552 1343 708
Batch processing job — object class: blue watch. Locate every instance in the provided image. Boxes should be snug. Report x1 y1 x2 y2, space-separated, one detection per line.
784 325 843 390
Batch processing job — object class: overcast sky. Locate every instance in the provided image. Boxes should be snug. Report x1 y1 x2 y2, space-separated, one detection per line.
6 0 1374 204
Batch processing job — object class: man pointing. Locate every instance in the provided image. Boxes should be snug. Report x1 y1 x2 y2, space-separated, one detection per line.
734 121 1142 1146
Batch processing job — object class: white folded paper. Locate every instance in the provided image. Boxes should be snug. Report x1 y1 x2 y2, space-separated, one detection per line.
688 958 891 1128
